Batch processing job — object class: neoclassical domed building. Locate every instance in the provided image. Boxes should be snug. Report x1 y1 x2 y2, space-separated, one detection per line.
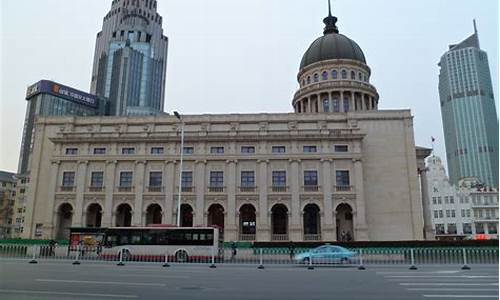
22 6 432 241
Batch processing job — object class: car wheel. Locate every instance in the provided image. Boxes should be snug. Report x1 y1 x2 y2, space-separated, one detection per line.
175 250 189 263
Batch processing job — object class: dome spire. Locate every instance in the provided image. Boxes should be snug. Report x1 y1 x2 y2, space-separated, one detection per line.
323 0 339 34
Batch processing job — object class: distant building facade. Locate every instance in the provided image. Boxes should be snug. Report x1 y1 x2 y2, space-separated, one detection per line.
426 155 498 240
0 171 17 239
438 22 499 187
22 9 430 242
90 0 168 116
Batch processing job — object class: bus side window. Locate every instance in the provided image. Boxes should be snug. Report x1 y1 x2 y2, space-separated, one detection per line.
192 234 199 240
131 233 142 245
199 233 206 241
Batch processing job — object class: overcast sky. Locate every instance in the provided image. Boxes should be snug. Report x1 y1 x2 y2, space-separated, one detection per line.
0 0 498 173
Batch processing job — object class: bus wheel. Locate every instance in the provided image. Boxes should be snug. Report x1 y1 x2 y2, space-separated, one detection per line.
121 249 131 261
175 250 188 263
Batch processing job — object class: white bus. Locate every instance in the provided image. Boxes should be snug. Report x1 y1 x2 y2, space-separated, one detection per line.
69 226 223 262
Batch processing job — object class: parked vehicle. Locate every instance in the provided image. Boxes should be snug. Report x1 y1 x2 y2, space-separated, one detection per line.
294 245 357 264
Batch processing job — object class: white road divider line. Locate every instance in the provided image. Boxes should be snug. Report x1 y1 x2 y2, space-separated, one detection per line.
385 275 498 278
408 288 499 291
36 279 166 286
423 295 498 298
0 289 138 298
400 283 498 286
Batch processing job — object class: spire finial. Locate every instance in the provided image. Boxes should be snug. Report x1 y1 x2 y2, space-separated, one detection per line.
323 0 338 34
473 19 477 34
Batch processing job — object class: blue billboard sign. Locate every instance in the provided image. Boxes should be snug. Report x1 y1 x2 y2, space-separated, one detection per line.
26 80 98 108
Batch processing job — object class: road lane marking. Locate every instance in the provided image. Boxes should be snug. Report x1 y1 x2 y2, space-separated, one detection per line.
385 275 498 278
400 283 498 286
377 271 461 274
423 295 498 298
116 273 189 279
0 289 138 298
36 279 166 286
408 288 499 291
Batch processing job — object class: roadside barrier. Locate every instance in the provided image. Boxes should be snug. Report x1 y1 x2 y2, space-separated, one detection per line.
0 243 494 269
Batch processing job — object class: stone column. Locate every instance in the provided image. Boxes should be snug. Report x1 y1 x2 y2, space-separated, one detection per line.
163 160 175 224
321 158 335 240
353 158 369 240
328 92 332 113
257 159 270 241
72 161 88 227
419 167 434 240
289 159 301 240
102 161 116 227
225 159 237 241
194 160 207 226
307 96 311 113
133 160 146 226
318 94 323 112
349 91 354 112
47 161 60 238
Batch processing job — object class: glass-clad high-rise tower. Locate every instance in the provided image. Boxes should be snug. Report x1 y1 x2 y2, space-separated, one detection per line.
90 0 168 116
438 21 499 187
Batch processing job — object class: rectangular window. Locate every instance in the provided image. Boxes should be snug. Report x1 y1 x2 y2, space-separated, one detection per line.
182 171 193 187
323 99 329 112
475 223 485 234
122 147 135 155
272 171 286 187
183 147 194 154
303 145 317 153
93 148 106 155
463 223 472 234
151 147 164 155
210 147 224 154
433 210 438 218
461 209 466 218
466 210 471 217
447 223 457 234
343 97 349 112
444 196 449 204
272 146 286 153
149 171 162 187
62 172 75 187
335 170 350 186
209 171 224 187
451 210 456 218
435 224 445 234
333 98 340 112
334 145 348 152
241 171 255 187
241 146 255 154
119 172 133 187
432 197 437 204
446 210 450 218
304 170 318 186
90 172 104 187
65 148 78 155
439 210 443 218
487 223 497 234
437 197 442 204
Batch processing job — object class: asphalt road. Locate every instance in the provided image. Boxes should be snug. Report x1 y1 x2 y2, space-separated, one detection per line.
0 260 498 300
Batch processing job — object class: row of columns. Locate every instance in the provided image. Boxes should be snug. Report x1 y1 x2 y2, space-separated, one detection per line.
46 158 369 241
294 91 377 113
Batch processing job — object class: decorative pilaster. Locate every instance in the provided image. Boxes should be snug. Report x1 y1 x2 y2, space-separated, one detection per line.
132 160 146 226
419 167 434 240
257 159 270 241
353 158 369 240
194 160 207 226
164 160 175 224
289 158 301 240
72 160 88 227
47 160 60 238
321 158 335 240
102 160 116 227
226 159 238 241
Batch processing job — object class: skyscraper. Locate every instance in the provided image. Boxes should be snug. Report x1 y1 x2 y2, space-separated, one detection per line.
438 21 499 188
90 0 168 116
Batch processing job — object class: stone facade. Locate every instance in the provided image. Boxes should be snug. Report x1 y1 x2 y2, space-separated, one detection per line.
0 171 17 239
22 111 425 242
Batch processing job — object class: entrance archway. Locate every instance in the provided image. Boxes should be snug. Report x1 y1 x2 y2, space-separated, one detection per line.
86 203 102 228
180 204 193 227
303 204 321 239
336 203 354 241
207 204 224 228
56 203 73 240
271 204 288 240
239 204 256 240
146 204 162 225
116 203 132 227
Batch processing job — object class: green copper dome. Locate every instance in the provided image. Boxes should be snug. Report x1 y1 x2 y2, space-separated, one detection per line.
300 2 366 70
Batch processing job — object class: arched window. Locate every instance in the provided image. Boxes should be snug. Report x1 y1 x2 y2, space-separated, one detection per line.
358 72 362 81
333 98 340 112
313 73 319 82
364 75 368 82
332 70 338 79
322 71 328 80
351 71 355 79
323 99 329 112
307 76 311 84
341 70 347 79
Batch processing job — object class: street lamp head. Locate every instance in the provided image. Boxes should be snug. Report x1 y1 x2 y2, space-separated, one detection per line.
173 111 181 120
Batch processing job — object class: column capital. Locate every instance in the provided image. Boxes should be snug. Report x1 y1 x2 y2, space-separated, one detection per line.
288 158 301 163
352 158 362 163
225 159 238 164
257 159 270 164
51 160 61 165
106 160 117 165
77 160 89 165
135 160 147 165
320 158 333 163
195 159 208 165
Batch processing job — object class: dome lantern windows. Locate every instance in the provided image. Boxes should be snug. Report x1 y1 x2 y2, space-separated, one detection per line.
350 71 355 80
341 70 347 79
358 72 362 81
313 73 319 82
307 76 311 84
322 71 328 81
332 70 338 79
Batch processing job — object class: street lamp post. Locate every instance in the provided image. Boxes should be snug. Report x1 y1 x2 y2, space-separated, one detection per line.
174 111 184 227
